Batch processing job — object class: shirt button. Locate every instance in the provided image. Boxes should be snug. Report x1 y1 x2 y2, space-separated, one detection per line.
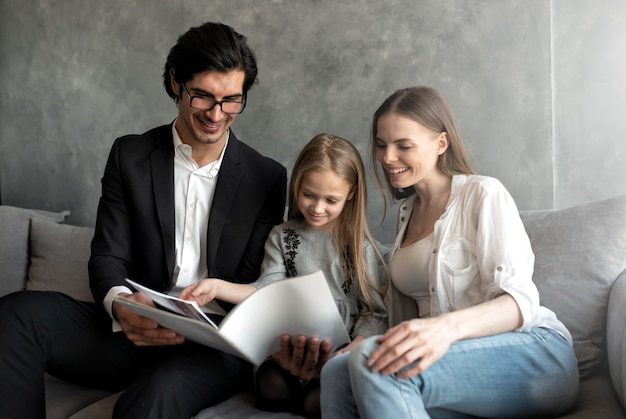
496 265 503 272
431 287 435 292
432 248 437 254
400 217 406 222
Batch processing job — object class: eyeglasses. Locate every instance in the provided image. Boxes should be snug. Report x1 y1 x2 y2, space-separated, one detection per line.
181 83 246 114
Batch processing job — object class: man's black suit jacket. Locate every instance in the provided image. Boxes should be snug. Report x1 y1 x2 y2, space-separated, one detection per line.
88 124 287 307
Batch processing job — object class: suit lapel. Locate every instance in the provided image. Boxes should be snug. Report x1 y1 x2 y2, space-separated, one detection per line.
207 134 243 273
151 128 176 279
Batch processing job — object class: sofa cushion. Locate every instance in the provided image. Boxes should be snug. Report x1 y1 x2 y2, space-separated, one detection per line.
520 195 626 379
26 218 95 302
67 392 121 419
45 375 114 419
556 375 625 418
607 272 626 408
0 205 69 297
194 392 305 419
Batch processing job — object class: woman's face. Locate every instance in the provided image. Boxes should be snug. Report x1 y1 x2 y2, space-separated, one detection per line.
374 112 448 190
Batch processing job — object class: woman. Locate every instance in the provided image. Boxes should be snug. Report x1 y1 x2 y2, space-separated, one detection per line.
320 86 579 418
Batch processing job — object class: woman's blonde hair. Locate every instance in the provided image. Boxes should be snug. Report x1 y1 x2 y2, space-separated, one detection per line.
289 133 386 316
370 86 475 207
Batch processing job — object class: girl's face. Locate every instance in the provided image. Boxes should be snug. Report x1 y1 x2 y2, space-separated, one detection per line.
297 169 355 231
375 112 448 190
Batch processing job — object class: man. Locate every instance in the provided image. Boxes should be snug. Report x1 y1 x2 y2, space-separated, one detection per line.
0 22 287 418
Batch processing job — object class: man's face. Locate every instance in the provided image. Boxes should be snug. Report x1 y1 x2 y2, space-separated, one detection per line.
172 69 245 147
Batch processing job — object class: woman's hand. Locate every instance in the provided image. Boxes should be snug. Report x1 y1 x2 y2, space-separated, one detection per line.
367 294 523 379
367 315 456 378
113 292 185 347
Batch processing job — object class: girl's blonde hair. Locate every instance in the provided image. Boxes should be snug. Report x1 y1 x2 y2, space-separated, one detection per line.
370 86 475 207
289 133 386 316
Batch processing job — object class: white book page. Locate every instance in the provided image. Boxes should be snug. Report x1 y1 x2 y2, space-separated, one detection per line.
218 270 351 365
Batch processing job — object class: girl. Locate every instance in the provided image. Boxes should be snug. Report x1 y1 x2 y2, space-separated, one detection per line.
180 133 387 418
320 87 579 418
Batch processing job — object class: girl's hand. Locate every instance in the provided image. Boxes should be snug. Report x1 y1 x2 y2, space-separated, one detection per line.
179 279 221 305
367 315 456 378
179 279 255 306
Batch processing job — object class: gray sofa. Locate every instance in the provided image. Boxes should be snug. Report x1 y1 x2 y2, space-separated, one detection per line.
1 194 626 418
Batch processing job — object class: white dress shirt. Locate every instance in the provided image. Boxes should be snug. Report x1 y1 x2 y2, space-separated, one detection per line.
171 126 226 294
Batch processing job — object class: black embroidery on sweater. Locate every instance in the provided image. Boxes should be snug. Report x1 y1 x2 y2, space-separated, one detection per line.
282 228 300 277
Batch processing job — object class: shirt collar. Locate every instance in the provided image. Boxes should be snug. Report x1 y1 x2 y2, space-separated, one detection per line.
171 121 229 178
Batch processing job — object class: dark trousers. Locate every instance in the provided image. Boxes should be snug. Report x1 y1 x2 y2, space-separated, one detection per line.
0 291 251 419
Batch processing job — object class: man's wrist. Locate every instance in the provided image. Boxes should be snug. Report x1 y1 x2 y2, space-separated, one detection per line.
104 286 133 319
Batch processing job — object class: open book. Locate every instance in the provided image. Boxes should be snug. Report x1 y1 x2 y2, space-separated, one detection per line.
114 270 351 366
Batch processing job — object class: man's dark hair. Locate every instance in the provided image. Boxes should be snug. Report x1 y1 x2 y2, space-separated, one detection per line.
163 22 258 102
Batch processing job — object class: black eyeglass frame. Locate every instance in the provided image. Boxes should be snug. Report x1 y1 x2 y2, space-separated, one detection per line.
180 83 247 114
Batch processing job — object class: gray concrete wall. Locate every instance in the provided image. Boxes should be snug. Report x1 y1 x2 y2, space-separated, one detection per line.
1 0 624 244
552 0 626 208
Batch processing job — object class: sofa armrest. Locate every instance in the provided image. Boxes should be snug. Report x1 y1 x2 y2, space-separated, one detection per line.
607 271 626 409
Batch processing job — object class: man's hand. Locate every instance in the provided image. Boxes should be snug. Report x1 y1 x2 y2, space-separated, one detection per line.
271 334 333 381
113 292 185 347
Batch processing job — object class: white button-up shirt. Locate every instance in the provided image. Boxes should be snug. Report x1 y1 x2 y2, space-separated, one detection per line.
171 125 227 294
387 175 572 344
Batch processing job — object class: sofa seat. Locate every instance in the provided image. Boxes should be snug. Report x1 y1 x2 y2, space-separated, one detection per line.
2 194 626 418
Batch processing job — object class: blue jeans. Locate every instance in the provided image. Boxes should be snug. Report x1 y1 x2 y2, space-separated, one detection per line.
320 328 579 418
